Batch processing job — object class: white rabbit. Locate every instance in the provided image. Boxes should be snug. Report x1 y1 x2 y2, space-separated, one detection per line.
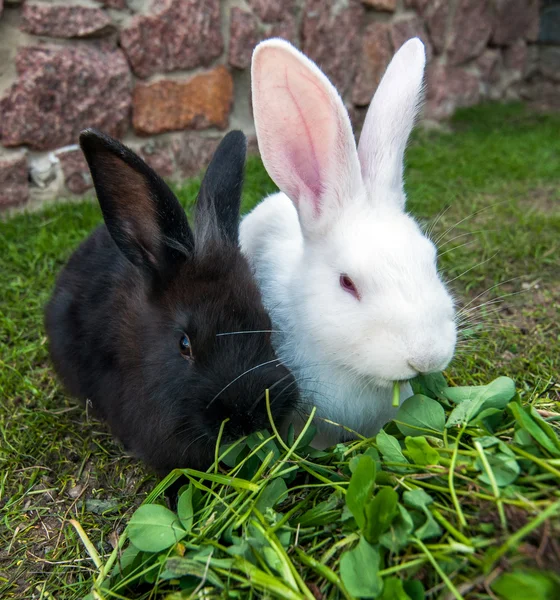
240 38 457 448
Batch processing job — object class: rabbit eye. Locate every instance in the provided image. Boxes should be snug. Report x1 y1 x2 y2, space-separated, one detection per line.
179 333 192 358
340 274 359 299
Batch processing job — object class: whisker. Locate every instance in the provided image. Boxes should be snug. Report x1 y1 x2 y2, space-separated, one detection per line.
433 200 509 246
216 330 281 337
206 358 282 410
444 252 499 284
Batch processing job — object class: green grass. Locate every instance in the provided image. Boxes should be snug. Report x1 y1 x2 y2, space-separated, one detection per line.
0 103 559 599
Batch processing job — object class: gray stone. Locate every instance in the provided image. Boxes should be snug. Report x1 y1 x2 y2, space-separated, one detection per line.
120 0 223 78
539 46 560 83
391 14 433 63
20 3 113 38
229 8 259 70
302 0 365 95
492 0 539 45
0 153 29 208
1 45 132 151
447 0 492 65
352 22 393 107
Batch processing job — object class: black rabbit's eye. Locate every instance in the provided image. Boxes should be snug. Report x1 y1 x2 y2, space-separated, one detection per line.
179 333 192 358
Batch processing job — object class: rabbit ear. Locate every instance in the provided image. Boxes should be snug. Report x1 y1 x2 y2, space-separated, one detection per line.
252 39 362 236
195 131 247 248
357 38 426 208
80 129 194 277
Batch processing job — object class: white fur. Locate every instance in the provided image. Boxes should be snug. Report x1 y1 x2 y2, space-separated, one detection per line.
240 38 456 447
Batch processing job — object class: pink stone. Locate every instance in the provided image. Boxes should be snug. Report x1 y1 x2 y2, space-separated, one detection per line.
360 0 396 11
57 149 93 195
139 142 176 178
425 63 481 120
447 0 492 65
268 13 298 44
1 45 131 151
504 39 528 75
172 134 220 178
391 14 433 62
425 0 448 55
0 153 29 208
352 22 393 106
229 8 259 70
404 0 429 14
492 0 539 45
302 0 364 95
120 0 223 78
20 3 113 38
477 49 502 84
247 0 295 23
101 0 127 8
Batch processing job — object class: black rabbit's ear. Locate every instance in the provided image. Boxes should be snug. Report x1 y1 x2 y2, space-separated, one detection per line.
195 131 247 248
80 129 194 276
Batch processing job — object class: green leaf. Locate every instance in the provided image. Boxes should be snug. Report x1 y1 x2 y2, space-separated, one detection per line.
296 494 340 527
405 436 440 466
403 489 433 511
509 403 560 457
160 557 224 588
403 580 425 600
295 423 317 450
491 569 560 600
411 372 448 400
379 505 414 553
177 485 194 532
128 505 186 553
346 454 376 529
445 377 516 427
340 536 382 598
255 477 288 513
395 395 446 436
364 487 399 544
380 577 411 600
376 430 410 472
476 452 520 487
415 510 442 540
403 490 441 540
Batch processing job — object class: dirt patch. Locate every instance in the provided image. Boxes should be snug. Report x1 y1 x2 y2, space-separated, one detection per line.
519 185 560 215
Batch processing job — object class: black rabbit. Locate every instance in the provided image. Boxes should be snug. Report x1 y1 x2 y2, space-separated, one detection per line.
45 129 299 475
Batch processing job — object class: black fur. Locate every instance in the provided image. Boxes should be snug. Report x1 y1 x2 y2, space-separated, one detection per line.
45 129 298 475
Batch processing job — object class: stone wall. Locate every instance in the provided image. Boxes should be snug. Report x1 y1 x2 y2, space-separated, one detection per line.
0 0 558 210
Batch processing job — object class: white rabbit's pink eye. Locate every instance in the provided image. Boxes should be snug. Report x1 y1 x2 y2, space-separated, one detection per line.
340 274 359 299
179 333 193 359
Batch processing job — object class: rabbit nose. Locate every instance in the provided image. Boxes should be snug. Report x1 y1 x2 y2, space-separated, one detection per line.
408 351 450 375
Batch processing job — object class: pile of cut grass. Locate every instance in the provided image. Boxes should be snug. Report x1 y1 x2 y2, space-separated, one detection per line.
0 103 559 599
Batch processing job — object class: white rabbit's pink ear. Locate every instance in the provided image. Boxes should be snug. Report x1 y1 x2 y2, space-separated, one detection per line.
357 38 426 209
251 39 361 236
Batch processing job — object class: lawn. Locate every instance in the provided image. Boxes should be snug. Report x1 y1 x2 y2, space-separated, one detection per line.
0 103 559 599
